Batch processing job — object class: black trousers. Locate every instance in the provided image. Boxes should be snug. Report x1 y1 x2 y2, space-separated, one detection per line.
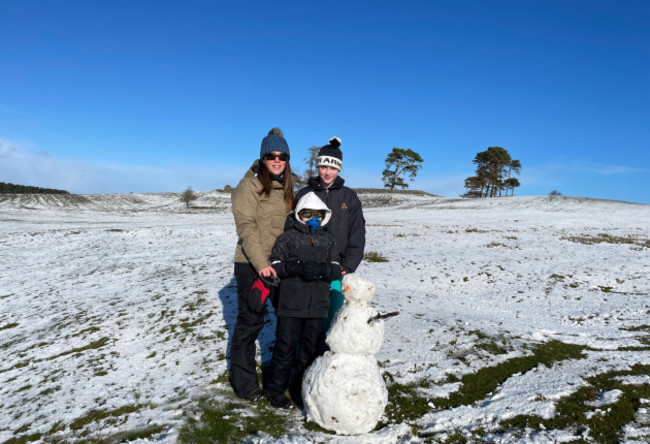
229 262 269 398
266 316 324 393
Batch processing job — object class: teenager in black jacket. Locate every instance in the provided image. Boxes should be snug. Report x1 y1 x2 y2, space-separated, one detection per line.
259 192 341 408
295 137 365 274
294 137 366 348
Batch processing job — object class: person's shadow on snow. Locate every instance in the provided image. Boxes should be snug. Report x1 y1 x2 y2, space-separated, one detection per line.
218 277 277 375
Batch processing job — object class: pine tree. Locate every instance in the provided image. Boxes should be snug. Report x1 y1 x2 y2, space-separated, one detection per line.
464 147 520 198
302 145 321 182
382 148 424 190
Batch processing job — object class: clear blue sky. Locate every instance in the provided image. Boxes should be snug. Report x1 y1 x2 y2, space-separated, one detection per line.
1 1 649 203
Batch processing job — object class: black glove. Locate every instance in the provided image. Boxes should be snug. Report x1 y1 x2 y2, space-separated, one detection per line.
281 260 300 278
322 264 342 282
299 261 325 280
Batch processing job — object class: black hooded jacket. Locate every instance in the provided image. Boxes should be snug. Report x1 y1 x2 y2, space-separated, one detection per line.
295 176 365 273
270 214 341 318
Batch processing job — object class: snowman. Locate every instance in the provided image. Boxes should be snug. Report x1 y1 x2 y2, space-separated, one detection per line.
302 274 389 435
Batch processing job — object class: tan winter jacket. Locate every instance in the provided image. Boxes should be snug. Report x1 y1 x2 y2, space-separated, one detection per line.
232 161 291 272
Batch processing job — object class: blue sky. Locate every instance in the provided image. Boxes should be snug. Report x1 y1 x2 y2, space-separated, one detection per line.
1 1 649 203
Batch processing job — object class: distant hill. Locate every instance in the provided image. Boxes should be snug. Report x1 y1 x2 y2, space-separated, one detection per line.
0 188 646 214
0 182 69 194
353 188 438 196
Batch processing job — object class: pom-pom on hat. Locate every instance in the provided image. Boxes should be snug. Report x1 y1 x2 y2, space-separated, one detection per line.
316 137 343 171
260 127 290 160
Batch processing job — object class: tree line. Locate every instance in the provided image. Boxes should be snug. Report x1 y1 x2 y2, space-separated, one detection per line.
0 182 70 194
375 146 522 197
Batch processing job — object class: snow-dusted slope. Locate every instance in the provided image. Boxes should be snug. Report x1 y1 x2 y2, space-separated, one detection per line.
1 192 649 443
0 190 232 213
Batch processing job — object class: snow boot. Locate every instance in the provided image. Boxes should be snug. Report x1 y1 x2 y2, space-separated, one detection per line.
265 390 292 409
242 387 263 402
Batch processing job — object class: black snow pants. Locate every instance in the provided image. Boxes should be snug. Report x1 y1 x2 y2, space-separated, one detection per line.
229 262 272 398
265 316 324 393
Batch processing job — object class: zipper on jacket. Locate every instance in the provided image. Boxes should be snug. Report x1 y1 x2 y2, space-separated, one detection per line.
308 233 317 315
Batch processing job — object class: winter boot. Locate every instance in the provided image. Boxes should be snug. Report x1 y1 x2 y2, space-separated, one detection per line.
241 387 263 402
265 390 292 409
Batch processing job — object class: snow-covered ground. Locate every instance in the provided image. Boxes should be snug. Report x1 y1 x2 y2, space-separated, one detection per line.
1 191 649 443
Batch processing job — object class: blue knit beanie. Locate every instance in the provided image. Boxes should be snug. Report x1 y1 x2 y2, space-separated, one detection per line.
260 130 290 160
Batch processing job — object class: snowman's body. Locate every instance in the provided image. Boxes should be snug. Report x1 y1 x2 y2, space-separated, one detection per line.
302 274 388 435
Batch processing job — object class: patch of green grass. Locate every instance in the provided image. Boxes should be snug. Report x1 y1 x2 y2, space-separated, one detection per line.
210 371 230 385
364 251 388 263
179 313 214 332
622 324 650 332
70 326 101 338
8 424 168 444
432 340 586 409
499 364 650 444
38 385 61 396
475 342 508 355
0 322 19 330
617 345 650 352
485 242 507 248
2 432 44 444
382 375 431 429
69 404 143 431
49 337 111 360
562 233 649 248
394 232 420 238
443 431 471 443
302 420 337 434
15 384 32 393
178 397 292 443
69 424 167 444
467 330 488 340
187 206 217 210
0 360 30 375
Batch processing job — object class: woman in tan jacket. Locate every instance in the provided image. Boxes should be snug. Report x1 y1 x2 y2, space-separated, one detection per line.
229 128 294 401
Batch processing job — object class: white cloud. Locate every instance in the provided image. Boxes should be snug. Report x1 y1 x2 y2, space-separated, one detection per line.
537 160 648 176
577 162 650 176
0 138 246 193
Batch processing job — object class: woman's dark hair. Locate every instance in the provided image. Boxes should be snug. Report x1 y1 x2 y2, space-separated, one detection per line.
257 128 294 210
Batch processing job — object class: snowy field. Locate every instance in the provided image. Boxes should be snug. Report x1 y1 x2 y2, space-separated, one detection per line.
1 191 649 443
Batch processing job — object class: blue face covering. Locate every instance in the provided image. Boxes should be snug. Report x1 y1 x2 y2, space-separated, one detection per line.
305 217 321 233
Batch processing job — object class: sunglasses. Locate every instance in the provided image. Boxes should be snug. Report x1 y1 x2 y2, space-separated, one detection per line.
299 210 325 220
264 152 289 161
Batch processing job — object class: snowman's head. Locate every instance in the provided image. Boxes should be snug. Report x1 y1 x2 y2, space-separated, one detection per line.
341 274 375 305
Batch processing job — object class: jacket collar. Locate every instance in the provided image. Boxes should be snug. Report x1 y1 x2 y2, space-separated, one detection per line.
307 175 345 191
